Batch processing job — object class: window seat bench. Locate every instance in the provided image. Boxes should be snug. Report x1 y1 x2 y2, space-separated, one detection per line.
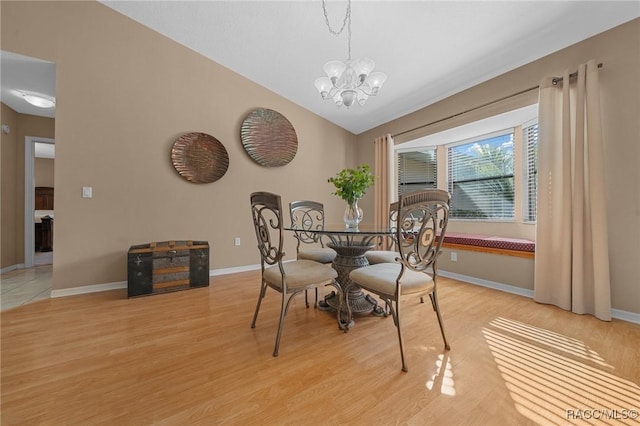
441 232 535 259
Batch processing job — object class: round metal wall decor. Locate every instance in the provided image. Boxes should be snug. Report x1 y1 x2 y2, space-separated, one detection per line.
171 132 229 183
240 108 297 167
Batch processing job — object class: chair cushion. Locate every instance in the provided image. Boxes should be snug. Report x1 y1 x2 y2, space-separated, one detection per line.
349 263 434 296
298 247 337 264
365 250 399 264
264 260 337 291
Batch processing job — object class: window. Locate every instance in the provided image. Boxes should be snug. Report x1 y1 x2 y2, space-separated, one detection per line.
397 149 437 196
524 122 538 222
447 131 514 219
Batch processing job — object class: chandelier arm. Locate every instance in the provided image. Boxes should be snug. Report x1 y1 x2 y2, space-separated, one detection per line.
356 85 375 96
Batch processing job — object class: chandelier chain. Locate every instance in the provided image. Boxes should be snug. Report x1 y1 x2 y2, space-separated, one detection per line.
321 0 352 60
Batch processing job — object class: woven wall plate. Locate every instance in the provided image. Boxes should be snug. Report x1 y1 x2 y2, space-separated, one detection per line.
240 108 297 167
171 132 229 183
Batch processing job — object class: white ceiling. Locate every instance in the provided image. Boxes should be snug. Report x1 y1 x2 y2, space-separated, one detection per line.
1 51 56 119
2 1 639 135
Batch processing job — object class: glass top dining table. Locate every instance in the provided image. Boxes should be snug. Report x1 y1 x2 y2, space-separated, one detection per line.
285 224 395 330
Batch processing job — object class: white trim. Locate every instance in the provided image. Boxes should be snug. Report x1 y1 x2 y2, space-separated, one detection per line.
50 281 127 298
439 270 534 298
610 309 640 325
41 265 640 326
445 127 514 150
24 136 55 268
439 270 640 325
395 104 538 150
387 134 396 203
47 262 288 298
1 264 25 274
209 263 261 276
24 137 35 268
48 266 264 298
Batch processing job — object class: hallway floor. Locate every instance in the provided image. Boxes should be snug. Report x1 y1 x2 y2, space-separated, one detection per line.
1 252 52 311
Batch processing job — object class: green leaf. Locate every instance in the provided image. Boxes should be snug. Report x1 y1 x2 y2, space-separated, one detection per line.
328 164 376 204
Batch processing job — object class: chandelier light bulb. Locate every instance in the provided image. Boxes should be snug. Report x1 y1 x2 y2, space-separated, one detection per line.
314 77 333 99
351 58 375 80
323 61 346 80
366 72 388 94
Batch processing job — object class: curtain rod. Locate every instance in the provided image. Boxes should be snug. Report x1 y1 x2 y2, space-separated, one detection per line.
392 85 538 138
392 62 603 139
552 62 603 85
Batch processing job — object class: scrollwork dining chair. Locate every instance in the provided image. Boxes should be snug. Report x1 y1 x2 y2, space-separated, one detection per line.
365 201 399 265
348 189 451 372
289 200 337 307
250 192 341 357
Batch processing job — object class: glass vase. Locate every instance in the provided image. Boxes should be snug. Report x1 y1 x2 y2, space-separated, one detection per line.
343 199 363 229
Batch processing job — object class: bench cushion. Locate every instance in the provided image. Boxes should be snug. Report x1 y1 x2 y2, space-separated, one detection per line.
443 232 535 253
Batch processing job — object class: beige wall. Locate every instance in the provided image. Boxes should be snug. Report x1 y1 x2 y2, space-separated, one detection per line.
1 103 19 268
2 2 637 316
439 250 535 290
35 158 55 188
356 19 640 315
1 1 356 289
1 102 55 269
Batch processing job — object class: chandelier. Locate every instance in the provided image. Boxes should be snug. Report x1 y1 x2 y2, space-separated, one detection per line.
314 0 387 108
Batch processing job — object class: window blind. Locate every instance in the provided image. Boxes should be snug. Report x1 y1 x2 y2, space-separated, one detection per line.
447 132 515 219
524 123 538 222
397 149 437 196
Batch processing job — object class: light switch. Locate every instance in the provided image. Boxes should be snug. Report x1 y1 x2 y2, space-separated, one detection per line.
82 186 93 198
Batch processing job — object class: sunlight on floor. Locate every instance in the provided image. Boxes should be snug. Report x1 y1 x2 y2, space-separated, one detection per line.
483 317 640 425
426 353 456 396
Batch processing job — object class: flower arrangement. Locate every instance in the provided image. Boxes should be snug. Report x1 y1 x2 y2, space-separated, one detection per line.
328 164 376 205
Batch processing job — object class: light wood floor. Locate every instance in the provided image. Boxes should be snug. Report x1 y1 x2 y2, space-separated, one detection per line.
2 271 639 425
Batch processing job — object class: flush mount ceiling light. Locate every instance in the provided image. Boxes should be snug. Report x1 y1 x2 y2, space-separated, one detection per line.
314 0 387 109
21 92 56 109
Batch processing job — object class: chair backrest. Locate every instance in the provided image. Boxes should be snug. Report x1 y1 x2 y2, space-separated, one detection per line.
396 189 451 273
386 201 400 249
289 200 325 247
250 192 285 266
389 202 399 229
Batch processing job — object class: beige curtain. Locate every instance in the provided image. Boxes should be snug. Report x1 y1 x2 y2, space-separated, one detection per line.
373 134 394 249
534 60 611 321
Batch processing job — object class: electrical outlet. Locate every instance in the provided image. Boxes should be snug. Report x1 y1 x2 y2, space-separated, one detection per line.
234 237 241 246
451 252 457 262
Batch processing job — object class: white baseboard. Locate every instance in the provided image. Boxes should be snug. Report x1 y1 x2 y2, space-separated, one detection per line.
41 265 640 325
209 263 261 276
610 309 640 324
1 265 18 274
439 269 640 325
50 281 127 298
439 270 535 298
48 265 263 298
1 264 25 274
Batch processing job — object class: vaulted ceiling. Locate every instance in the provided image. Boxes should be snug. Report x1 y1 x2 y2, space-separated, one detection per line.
2 1 638 134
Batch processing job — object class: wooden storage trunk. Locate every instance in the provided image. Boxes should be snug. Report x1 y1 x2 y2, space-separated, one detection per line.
127 240 209 298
